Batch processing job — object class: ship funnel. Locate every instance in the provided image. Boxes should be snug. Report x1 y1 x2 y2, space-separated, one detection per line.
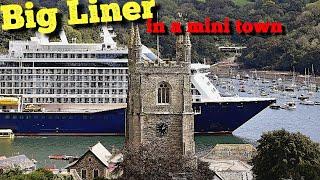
101 24 117 49
36 32 49 44
59 30 69 44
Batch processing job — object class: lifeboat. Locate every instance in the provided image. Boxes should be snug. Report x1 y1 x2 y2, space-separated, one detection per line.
0 97 20 106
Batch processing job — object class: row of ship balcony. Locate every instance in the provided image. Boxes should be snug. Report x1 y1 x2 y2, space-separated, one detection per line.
0 78 128 82
0 86 128 89
0 69 128 74
22 98 127 104
0 91 128 95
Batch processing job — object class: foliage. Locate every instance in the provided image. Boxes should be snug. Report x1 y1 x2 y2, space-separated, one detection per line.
237 0 320 74
233 0 252 6
118 144 215 180
252 129 320 180
0 168 71 180
0 0 319 73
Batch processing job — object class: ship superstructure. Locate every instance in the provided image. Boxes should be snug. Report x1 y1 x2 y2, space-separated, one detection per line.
0 26 157 105
0 26 275 135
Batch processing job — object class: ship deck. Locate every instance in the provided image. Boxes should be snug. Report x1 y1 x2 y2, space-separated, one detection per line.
23 103 127 113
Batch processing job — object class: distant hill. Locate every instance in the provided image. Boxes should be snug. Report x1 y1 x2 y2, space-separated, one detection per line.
0 0 319 74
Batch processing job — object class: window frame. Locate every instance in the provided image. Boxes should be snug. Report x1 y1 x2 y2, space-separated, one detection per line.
93 169 100 178
157 82 171 105
81 169 87 179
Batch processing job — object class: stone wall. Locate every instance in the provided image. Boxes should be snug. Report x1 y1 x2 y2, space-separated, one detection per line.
71 151 107 179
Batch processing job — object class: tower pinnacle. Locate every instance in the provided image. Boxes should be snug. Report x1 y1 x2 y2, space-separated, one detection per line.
129 23 135 48
134 25 141 46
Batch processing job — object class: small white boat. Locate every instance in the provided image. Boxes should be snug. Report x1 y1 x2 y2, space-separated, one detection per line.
0 129 15 139
307 91 314 96
262 79 270 84
239 86 246 92
300 100 315 106
298 95 309 101
281 101 296 110
213 75 219 81
270 103 281 110
288 93 297 98
247 89 254 94
260 90 269 97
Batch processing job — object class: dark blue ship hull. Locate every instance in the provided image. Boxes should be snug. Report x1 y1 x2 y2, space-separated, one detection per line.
0 100 274 135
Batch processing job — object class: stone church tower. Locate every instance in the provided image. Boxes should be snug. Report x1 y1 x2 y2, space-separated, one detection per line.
126 25 195 157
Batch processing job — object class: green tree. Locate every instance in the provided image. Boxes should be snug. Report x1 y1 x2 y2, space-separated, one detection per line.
119 143 215 180
252 129 320 180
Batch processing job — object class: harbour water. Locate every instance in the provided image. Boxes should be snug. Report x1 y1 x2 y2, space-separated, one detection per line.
0 135 245 168
0 78 319 169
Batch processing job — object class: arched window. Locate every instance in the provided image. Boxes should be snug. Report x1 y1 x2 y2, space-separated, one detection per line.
158 82 170 104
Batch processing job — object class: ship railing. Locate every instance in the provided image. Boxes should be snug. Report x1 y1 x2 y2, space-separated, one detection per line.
0 109 19 113
193 106 202 115
0 55 11 58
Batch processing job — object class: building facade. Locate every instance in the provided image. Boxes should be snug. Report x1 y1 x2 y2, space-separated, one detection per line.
125 25 195 157
66 142 113 180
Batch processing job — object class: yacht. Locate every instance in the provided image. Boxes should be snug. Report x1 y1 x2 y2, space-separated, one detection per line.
281 101 296 110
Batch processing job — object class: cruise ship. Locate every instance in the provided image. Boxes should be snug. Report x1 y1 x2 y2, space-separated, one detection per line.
0 26 275 135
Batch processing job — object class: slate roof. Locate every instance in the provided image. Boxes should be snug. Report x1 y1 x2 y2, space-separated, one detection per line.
66 142 112 169
89 142 112 167
203 144 257 162
0 155 35 171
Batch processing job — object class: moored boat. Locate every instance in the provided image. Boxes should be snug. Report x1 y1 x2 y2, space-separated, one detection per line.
300 100 315 106
0 129 15 139
269 104 281 110
281 101 296 110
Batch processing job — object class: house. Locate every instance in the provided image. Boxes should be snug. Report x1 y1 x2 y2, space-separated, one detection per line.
206 160 253 180
201 144 256 180
203 144 257 162
0 155 36 173
66 142 122 180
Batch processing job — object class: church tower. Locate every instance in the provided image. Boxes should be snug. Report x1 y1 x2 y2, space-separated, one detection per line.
126 25 195 158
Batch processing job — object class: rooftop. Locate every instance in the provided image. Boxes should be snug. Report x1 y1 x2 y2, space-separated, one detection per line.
0 155 35 171
203 144 257 162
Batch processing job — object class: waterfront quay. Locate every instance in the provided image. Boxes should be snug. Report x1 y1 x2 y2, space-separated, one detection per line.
211 63 320 85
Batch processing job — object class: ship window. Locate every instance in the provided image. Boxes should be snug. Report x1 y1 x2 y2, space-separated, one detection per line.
157 82 170 104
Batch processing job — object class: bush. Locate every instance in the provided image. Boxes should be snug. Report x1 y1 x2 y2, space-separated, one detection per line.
252 129 320 180
119 143 215 180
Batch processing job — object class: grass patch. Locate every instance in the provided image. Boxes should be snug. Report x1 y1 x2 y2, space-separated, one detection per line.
233 0 251 6
306 0 320 9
